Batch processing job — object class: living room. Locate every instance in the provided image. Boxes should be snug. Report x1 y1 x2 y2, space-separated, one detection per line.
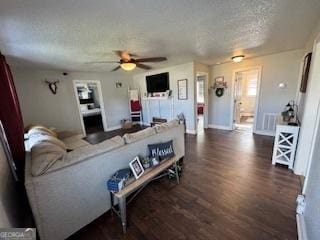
1 1 320 239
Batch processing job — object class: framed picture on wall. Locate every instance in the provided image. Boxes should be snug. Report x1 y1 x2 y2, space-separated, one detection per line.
178 79 188 100
300 52 312 93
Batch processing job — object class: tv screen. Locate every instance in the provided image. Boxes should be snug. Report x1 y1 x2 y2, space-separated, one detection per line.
146 72 169 93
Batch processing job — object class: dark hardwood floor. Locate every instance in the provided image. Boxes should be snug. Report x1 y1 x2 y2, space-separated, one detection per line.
68 129 301 240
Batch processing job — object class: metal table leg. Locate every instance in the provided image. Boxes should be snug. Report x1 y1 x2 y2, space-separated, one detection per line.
118 196 127 234
110 192 114 217
174 162 180 184
110 161 180 234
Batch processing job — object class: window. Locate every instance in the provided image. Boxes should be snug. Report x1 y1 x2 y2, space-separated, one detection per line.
197 80 204 103
247 78 257 96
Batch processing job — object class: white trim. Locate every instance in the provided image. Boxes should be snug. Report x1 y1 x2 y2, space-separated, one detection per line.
72 80 108 136
105 125 122 132
296 214 308 240
186 129 197 134
230 66 262 133
254 130 275 137
208 124 232 130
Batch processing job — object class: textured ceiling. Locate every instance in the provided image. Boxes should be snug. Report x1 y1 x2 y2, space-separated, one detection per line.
0 0 320 72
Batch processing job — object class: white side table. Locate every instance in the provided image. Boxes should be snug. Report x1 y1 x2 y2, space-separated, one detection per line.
272 122 300 169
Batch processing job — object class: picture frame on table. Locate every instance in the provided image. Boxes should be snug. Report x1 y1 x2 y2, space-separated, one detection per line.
177 79 188 100
129 156 144 179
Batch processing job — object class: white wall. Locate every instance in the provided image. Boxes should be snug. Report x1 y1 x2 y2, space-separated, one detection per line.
12 67 132 132
294 20 320 176
296 21 320 125
132 62 196 132
294 41 320 176
302 109 320 240
209 49 304 132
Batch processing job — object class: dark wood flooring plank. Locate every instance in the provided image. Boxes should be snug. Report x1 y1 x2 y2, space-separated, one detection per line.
68 129 300 240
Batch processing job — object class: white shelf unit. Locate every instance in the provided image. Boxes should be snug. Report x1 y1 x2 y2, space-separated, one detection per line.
272 123 300 169
128 89 142 124
141 96 174 125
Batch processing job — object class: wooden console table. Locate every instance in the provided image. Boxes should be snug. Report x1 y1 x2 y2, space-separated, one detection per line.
110 156 180 233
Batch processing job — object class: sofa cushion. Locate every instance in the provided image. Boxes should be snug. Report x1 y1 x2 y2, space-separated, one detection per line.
155 119 180 133
123 127 156 144
31 142 66 176
49 136 125 171
61 134 89 150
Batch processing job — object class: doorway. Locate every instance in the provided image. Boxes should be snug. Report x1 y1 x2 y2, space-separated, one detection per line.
231 67 261 132
73 80 107 135
196 73 208 133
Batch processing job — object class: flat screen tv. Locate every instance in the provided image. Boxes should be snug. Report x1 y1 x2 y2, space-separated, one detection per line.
146 72 169 93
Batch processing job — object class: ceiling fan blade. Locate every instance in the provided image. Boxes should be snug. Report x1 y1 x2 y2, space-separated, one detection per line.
114 50 122 58
111 66 121 72
114 50 131 61
136 63 152 70
135 57 167 62
129 53 139 57
85 61 119 64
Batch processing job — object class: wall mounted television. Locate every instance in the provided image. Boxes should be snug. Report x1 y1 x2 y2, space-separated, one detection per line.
146 72 169 93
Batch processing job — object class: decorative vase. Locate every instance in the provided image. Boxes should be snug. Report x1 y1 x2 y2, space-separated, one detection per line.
151 157 159 166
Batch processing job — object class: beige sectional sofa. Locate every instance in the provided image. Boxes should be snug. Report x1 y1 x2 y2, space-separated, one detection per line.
24 120 185 240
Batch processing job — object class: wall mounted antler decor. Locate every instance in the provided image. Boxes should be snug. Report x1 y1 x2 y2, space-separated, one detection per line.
44 79 60 94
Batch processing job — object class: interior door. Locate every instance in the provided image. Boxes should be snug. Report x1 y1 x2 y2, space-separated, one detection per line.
233 72 243 125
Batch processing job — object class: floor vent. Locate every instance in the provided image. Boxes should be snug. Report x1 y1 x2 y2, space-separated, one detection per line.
262 113 279 132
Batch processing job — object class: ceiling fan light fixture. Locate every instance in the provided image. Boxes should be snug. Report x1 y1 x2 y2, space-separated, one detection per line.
231 55 245 63
120 62 136 71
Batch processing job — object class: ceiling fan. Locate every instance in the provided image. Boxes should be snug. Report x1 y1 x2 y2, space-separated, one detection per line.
88 50 167 71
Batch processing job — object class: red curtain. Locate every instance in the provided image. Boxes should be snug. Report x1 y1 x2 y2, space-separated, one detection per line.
0 52 25 178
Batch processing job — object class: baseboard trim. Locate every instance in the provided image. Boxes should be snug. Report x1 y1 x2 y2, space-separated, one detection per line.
105 125 122 132
297 214 308 240
208 124 232 130
186 129 197 135
254 130 275 136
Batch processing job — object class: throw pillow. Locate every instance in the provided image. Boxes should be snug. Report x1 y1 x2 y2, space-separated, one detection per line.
148 140 175 161
28 125 58 138
31 142 66 176
29 134 67 150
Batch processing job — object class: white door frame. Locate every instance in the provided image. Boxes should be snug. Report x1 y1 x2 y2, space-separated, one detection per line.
73 80 108 136
195 72 209 132
230 66 262 133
